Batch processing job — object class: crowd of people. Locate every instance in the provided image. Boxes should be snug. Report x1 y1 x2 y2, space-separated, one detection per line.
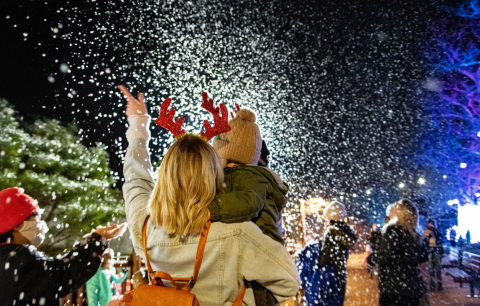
0 85 448 306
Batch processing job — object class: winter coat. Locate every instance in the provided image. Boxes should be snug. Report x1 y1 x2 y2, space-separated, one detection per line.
423 225 444 255
86 267 127 306
368 222 428 297
319 220 357 276
317 220 357 306
298 241 320 291
368 231 381 252
297 241 328 305
123 115 301 305
0 233 108 306
207 146 288 306
208 165 288 245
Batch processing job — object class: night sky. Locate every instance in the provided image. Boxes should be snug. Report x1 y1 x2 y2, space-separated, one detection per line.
0 0 452 207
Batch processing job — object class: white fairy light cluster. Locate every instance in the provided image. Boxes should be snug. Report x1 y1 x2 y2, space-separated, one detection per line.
32 0 432 246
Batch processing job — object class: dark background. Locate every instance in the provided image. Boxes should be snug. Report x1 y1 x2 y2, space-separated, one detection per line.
0 0 456 202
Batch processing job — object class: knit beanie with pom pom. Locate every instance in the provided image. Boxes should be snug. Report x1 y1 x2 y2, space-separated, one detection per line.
212 108 262 165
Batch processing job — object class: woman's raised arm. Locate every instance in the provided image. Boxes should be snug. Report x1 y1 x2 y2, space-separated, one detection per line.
119 85 154 246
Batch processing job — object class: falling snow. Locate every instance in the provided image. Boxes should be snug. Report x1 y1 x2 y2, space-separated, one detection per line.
2 0 447 244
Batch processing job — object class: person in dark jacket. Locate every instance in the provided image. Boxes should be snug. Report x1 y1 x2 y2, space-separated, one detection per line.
0 187 126 306
423 219 444 291
368 224 381 252
368 199 428 306
364 223 381 277
449 228 456 247
317 201 357 306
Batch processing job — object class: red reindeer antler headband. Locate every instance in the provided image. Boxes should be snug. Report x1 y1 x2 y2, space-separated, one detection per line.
155 92 231 141
154 98 186 137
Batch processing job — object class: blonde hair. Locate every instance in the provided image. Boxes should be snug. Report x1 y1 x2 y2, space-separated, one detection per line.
150 134 224 238
394 199 420 240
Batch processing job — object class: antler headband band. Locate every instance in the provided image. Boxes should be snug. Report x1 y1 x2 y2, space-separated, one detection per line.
154 92 231 141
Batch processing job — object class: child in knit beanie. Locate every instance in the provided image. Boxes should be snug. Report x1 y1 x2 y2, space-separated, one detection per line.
208 108 288 306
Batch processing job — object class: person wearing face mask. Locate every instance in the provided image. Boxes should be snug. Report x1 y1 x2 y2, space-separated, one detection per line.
0 187 127 306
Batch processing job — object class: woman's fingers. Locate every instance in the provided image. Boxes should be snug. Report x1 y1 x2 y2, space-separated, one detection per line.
118 85 148 116
118 85 133 99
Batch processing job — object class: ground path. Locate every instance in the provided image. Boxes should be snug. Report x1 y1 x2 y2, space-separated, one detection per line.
282 254 480 306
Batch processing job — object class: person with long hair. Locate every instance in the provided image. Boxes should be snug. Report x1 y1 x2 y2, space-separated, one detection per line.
368 199 428 306
119 86 300 305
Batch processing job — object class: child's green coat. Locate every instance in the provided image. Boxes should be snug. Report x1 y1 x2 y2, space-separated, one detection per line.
208 165 288 245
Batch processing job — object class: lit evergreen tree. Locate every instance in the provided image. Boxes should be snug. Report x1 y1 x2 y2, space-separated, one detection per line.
0 99 124 254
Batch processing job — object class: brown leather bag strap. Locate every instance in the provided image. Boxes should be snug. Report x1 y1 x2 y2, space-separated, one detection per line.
187 220 211 290
142 215 154 274
232 284 247 306
150 271 182 289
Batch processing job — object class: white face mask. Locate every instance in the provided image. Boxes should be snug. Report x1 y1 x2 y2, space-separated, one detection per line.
19 220 49 247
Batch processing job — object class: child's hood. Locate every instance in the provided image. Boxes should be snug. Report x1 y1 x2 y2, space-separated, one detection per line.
241 165 289 195
261 167 288 192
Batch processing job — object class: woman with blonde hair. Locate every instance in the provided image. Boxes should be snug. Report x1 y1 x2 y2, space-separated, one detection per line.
368 199 428 306
118 86 300 305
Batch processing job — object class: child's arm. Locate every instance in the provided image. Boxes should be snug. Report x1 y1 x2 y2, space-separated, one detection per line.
110 269 128 284
208 170 272 223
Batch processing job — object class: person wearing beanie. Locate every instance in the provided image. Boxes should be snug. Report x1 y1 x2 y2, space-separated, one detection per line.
212 109 262 166
209 108 289 306
316 201 357 306
0 187 127 306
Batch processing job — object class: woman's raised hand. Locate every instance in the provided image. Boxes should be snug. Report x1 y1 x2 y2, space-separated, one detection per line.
118 85 148 116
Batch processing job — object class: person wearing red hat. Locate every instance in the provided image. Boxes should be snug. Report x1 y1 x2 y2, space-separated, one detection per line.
0 187 127 306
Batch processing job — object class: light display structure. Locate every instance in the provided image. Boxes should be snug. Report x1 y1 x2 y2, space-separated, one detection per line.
458 204 480 243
